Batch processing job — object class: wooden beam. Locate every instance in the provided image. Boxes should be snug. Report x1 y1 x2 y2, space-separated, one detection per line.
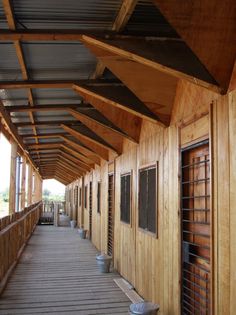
0 100 38 171
61 124 109 161
91 0 138 78
70 108 137 143
61 143 95 166
69 110 124 154
6 104 78 112
60 151 92 172
61 136 101 165
0 29 99 41
61 144 95 168
20 155 26 210
2 0 16 29
96 52 178 125
57 160 83 177
2 1 40 151
28 143 63 150
9 139 17 214
82 35 220 93
61 124 114 156
15 120 80 127
27 164 33 206
7 103 138 143
152 0 236 92
73 83 159 123
22 133 67 139
59 155 87 173
0 79 117 89
0 30 220 91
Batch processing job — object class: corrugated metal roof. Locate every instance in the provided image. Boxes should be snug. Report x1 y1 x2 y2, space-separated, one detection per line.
32 88 82 105
0 3 8 29
124 0 179 37
36 128 67 135
35 111 70 117
18 127 35 134
0 43 22 80
12 0 123 30
22 42 97 80
1 89 29 106
38 138 63 144
33 114 76 122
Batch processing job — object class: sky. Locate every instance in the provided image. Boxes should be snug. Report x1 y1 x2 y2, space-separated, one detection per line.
0 134 11 192
43 179 65 195
0 134 65 195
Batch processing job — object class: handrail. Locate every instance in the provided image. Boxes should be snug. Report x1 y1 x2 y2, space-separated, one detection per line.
0 201 42 294
0 201 42 231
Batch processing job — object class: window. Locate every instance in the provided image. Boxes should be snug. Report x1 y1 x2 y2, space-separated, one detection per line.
120 173 131 224
138 164 157 235
79 187 82 206
97 182 101 214
74 186 78 208
84 185 87 208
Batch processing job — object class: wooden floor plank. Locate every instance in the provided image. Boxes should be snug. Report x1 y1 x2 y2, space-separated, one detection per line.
0 226 131 315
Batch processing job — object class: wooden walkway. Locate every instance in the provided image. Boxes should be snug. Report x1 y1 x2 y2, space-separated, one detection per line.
0 225 131 314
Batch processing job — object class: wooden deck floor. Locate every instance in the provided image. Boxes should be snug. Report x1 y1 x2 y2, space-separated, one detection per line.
0 225 131 314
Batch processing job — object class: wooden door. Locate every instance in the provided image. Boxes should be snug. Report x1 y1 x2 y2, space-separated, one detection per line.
89 181 92 240
107 174 114 256
181 141 211 315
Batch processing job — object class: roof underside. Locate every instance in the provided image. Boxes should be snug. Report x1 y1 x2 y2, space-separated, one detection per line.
0 0 231 185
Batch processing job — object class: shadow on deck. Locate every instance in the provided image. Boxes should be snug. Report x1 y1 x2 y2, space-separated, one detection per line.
0 225 131 314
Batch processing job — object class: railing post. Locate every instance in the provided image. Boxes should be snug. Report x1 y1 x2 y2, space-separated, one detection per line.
54 203 59 227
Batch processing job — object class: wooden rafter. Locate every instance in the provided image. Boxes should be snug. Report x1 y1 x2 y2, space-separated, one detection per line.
14 120 80 127
61 143 95 166
82 35 220 93
0 100 38 170
2 0 40 152
91 0 138 78
0 31 221 92
5 104 79 112
61 125 109 161
61 144 95 167
73 83 159 123
61 136 101 165
152 0 236 92
6 103 139 142
0 79 120 89
61 124 117 155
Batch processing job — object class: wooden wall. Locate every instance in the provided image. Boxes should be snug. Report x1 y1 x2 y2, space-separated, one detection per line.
66 80 236 315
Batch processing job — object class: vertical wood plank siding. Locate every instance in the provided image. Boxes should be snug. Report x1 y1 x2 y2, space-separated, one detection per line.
66 81 236 315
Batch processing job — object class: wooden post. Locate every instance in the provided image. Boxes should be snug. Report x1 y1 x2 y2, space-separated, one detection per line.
9 139 17 214
20 155 26 210
27 164 32 205
54 202 59 227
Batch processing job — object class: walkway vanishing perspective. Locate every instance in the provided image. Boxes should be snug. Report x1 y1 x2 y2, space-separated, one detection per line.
0 226 131 315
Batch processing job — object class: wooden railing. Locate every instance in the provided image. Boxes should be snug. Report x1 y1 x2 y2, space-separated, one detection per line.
0 201 42 294
40 201 65 225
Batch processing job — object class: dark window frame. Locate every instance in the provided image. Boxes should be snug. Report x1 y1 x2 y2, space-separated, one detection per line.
97 181 101 214
138 163 158 237
79 187 82 206
120 172 132 225
84 185 88 209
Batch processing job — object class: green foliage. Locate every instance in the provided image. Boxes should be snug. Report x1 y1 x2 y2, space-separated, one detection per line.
43 188 65 202
0 188 9 202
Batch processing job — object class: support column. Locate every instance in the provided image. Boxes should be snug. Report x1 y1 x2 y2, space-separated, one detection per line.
20 155 26 210
9 139 17 214
27 164 33 206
